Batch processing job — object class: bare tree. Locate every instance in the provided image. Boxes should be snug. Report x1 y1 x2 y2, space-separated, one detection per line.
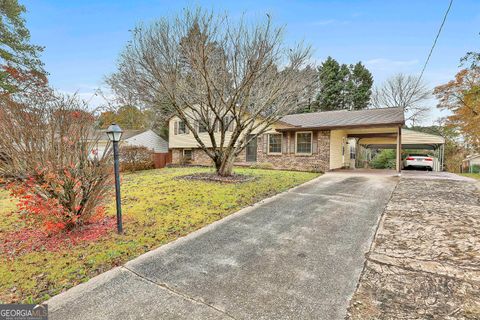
0 93 113 231
372 73 431 126
108 9 314 176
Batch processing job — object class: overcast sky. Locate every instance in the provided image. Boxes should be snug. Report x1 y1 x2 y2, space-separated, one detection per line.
23 0 480 124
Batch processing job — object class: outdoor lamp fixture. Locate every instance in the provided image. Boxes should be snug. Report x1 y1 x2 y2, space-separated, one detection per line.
106 123 124 234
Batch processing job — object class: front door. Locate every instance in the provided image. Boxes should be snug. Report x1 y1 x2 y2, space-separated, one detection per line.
246 135 257 162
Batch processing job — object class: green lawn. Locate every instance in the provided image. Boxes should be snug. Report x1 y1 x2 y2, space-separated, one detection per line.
460 173 480 180
0 167 319 303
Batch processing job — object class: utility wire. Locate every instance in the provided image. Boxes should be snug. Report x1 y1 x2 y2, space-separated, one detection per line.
414 0 453 89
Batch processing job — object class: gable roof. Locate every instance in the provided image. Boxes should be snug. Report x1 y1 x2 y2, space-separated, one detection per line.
464 154 480 161
88 129 146 141
124 129 169 153
278 107 405 130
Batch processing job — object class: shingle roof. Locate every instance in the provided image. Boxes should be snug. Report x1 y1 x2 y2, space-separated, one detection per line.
88 129 146 141
279 107 405 130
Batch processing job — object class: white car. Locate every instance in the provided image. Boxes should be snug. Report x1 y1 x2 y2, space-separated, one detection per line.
404 154 434 171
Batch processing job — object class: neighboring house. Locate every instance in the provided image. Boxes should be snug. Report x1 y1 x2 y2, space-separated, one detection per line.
124 129 169 153
169 107 409 172
91 129 169 159
463 154 480 172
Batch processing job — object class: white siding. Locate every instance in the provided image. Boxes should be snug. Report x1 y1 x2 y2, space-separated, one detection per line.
329 130 347 170
470 157 480 166
169 114 275 149
124 130 168 153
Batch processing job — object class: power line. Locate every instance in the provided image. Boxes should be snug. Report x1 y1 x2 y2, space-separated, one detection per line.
415 0 453 89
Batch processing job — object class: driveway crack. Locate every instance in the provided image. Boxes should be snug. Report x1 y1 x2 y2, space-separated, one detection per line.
122 266 237 320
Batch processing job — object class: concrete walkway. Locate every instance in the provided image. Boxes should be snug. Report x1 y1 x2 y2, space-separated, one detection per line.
48 173 398 320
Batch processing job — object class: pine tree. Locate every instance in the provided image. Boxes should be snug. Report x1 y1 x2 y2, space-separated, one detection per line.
313 58 373 112
315 57 344 111
0 0 45 94
349 62 373 110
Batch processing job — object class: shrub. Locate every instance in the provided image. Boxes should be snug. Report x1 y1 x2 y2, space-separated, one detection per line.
0 94 112 233
370 149 396 169
120 145 154 172
467 164 480 173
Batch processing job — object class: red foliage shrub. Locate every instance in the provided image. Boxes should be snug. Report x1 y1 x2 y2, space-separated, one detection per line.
0 95 113 233
0 217 116 257
7 168 106 233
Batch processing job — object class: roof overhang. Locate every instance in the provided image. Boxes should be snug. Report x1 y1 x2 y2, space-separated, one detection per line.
275 122 403 132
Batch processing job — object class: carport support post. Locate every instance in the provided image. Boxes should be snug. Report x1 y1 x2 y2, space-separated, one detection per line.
396 126 402 174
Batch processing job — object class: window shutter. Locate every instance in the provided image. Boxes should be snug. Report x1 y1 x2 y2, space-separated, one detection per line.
185 123 190 134
174 121 178 135
282 132 288 154
312 131 318 154
290 132 295 153
194 120 199 132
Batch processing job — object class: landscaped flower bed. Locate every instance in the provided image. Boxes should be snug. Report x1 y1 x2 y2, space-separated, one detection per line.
0 167 319 303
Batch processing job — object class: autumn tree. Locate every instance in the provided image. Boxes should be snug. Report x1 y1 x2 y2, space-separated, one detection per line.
0 0 46 95
372 73 430 126
98 105 148 129
434 54 480 150
109 9 314 176
0 94 113 232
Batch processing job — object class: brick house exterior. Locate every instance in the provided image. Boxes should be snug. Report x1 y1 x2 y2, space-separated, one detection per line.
172 130 330 172
169 108 406 173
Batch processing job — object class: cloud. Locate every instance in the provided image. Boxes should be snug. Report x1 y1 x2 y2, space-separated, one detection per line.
55 86 114 111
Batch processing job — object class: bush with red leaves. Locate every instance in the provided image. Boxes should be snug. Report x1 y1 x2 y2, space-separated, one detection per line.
0 94 113 233
0 217 116 257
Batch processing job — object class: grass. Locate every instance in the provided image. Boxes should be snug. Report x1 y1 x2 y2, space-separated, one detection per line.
460 173 480 180
0 167 319 303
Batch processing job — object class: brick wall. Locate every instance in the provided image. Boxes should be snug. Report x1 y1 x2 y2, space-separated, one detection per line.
170 130 331 172
171 148 214 166
256 130 330 172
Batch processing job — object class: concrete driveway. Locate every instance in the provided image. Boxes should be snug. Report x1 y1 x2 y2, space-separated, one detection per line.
48 173 398 320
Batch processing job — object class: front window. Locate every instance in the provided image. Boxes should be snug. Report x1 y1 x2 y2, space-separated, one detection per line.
183 149 192 160
350 144 356 160
178 121 186 134
296 132 312 154
268 133 282 154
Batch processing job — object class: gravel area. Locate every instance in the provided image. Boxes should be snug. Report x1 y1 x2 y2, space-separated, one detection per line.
347 177 480 319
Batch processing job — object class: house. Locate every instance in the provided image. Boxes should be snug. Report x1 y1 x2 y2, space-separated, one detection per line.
91 129 170 166
463 154 480 173
168 107 446 173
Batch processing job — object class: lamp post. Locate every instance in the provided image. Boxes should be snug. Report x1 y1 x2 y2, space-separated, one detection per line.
106 123 123 234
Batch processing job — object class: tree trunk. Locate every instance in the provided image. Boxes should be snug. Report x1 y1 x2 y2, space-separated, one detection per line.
215 153 235 176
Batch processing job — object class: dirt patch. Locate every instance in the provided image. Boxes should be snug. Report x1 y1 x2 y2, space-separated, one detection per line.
347 178 480 319
177 172 256 183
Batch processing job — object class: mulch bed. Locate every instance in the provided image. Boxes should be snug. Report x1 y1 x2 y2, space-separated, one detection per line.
177 172 256 183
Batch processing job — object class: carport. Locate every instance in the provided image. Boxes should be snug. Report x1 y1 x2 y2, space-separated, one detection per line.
353 129 445 172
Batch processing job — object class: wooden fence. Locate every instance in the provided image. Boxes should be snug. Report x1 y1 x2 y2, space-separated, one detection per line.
153 151 172 169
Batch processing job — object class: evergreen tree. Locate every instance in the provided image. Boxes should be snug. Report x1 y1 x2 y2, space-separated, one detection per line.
315 57 344 111
349 62 373 110
313 57 373 112
0 0 45 94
